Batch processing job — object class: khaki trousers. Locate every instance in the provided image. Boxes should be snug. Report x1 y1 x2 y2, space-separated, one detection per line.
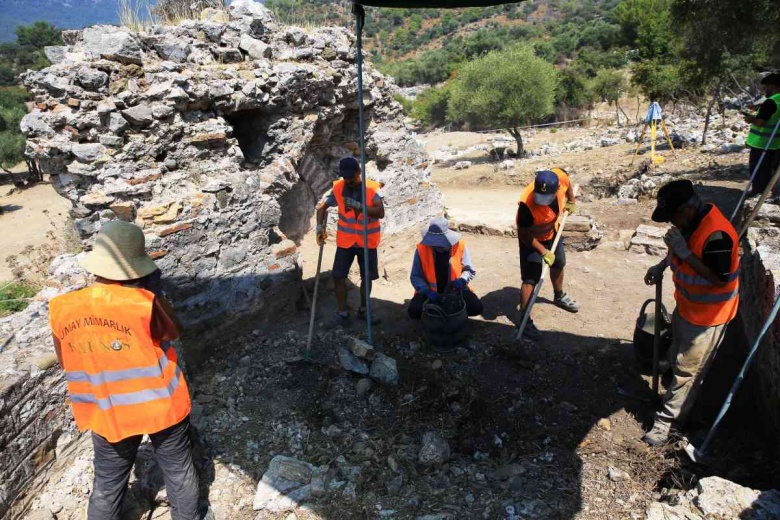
657 311 728 424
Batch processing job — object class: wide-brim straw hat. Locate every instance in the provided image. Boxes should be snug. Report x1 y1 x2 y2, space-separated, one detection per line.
79 220 158 281
421 216 461 248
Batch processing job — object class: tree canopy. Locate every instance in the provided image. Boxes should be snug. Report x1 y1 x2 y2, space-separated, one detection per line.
447 46 558 153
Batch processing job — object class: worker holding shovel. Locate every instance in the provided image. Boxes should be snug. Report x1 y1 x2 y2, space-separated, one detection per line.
516 168 579 341
642 180 740 446
315 156 385 328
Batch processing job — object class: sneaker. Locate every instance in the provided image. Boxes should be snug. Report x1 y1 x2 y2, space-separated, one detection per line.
330 312 352 329
357 308 382 325
642 419 671 446
522 320 543 341
554 292 580 313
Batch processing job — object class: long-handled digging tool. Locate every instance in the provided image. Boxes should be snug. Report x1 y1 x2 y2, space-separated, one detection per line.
515 185 578 341
729 116 780 223
737 162 780 240
685 291 780 463
286 242 327 367
304 242 325 362
650 277 664 406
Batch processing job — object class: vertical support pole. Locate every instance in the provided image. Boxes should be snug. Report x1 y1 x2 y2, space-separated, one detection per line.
631 124 648 165
650 120 657 164
353 2 372 344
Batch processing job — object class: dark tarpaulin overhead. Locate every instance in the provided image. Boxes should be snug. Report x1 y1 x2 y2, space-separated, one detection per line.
355 1 520 7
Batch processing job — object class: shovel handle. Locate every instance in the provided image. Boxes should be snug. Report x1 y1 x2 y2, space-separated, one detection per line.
651 278 663 404
305 242 325 361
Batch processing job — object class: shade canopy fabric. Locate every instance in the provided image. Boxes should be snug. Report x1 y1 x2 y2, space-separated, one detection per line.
354 1 521 7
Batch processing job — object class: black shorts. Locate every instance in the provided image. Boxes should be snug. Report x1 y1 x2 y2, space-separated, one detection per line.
519 235 566 285
332 247 379 280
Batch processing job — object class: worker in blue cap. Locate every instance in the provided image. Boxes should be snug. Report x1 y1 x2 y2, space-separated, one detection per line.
516 168 579 340
315 157 385 327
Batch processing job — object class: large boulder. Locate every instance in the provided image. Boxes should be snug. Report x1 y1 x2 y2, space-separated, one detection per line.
82 26 143 65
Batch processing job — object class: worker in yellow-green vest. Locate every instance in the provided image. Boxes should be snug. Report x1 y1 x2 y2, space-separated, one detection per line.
745 72 780 197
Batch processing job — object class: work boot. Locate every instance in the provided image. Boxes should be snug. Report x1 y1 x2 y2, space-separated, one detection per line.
357 308 382 325
554 291 580 313
642 419 671 446
522 320 543 341
330 311 352 329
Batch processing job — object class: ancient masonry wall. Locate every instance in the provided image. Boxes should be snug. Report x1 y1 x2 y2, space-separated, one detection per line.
0 1 442 515
738 225 780 437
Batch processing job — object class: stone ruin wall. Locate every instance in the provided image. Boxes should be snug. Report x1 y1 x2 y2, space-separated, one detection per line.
0 2 442 515
738 223 780 438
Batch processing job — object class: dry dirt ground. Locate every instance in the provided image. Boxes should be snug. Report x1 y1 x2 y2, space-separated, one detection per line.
0 181 73 282
14 124 780 520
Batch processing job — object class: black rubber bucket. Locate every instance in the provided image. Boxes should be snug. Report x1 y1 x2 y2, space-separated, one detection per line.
422 290 468 352
633 298 673 374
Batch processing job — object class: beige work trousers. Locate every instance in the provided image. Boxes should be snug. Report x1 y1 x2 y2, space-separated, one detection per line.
657 310 729 424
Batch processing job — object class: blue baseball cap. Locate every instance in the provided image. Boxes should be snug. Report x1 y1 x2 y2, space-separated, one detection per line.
339 156 360 179
533 170 559 206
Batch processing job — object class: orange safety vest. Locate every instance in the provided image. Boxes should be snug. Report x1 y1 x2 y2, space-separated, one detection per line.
669 204 740 327
416 240 465 293
518 167 570 241
49 284 191 442
333 178 382 249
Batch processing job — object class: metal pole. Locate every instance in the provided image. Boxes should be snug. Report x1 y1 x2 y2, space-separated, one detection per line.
353 2 372 344
730 117 780 223
696 290 780 457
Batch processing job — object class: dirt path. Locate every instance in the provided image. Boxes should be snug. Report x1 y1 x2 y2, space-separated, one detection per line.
0 182 72 282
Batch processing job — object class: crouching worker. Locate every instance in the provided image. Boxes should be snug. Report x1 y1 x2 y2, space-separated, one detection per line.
408 217 484 320
49 221 200 520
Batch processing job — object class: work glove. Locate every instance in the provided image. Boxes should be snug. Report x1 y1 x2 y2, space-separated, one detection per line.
315 225 327 246
344 197 364 212
663 227 691 260
426 289 439 302
565 200 576 214
542 250 556 267
644 261 666 285
452 277 467 290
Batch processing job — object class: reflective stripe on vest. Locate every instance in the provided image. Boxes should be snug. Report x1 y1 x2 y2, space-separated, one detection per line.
746 93 780 150
670 205 740 326
49 284 191 442
416 241 465 292
517 168 569 241
333 179 381 249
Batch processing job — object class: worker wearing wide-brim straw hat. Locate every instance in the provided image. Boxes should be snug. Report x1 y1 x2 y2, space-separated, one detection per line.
48 220 201 520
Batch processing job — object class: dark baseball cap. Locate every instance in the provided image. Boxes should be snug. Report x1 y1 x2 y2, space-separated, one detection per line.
339 156 360 179
533 170 559 206
652 179 696 222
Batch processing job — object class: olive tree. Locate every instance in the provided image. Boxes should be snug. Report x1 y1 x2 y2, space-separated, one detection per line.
447 45 559 156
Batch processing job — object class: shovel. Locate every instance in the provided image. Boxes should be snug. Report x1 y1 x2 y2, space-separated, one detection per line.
286 242 327 366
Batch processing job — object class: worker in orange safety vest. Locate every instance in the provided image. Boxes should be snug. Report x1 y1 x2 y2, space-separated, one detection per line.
48 221 202 520
315 156 386 327
516 168 579 341
643 180 739 446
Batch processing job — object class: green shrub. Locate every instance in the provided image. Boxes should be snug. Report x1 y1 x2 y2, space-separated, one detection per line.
411 84 453 128
0 282 38 316
392 93 414 115
0 131 26 167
